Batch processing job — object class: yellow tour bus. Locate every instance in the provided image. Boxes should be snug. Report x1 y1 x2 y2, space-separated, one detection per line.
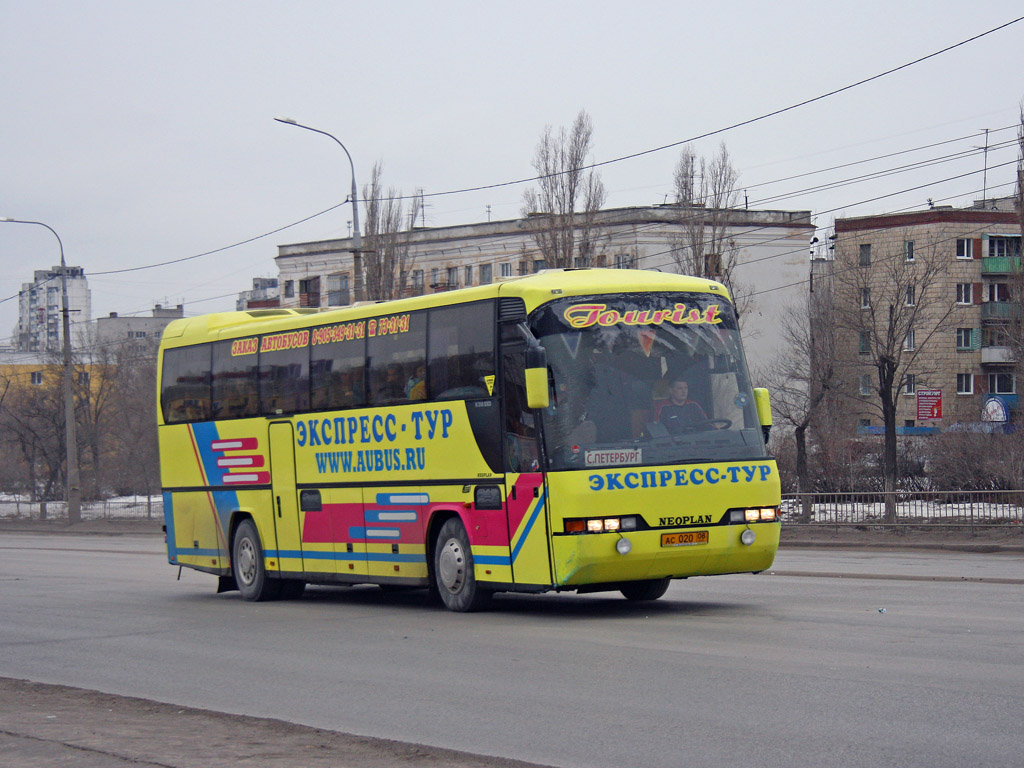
158 268 780 611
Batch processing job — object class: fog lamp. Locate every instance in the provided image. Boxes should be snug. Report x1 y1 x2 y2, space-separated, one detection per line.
740 529 756 546
616 538 632 555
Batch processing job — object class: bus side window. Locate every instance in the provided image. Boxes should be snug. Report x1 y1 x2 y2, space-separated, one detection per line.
259 339 309 416
211 340 259 420
367 312 426 406
502 347 539 473
428 302 495 400
161 345 212 423
310 329 365 410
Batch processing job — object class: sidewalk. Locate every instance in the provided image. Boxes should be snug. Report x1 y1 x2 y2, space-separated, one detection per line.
0 677 551 768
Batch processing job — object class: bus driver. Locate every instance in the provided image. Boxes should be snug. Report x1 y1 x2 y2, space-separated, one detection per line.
653 376 707 433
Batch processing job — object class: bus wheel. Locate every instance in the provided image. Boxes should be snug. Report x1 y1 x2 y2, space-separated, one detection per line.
620 577 671 602
232 519 280 601
434 518 491 612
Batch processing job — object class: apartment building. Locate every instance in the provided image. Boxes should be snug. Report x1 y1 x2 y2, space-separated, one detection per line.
274 204 814 373
831 199 1021 433
12 265 91 352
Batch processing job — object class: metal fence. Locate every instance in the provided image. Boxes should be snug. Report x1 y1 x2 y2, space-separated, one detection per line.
4 491 1024 530
0 497 163 521
782 491 1024 531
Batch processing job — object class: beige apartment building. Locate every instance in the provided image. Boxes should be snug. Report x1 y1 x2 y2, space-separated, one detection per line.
831 199 1021 435
274 204 814 374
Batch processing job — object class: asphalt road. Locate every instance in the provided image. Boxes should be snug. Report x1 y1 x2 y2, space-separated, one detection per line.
1 532 1022 768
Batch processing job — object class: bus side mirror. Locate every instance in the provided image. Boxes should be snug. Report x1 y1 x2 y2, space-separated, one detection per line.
753 387 772 442
525 346 550 410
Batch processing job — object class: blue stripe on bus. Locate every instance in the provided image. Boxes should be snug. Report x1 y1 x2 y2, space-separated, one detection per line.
510 487 546 564
163 492 176 562
474 554 512 566
269 549 426 564
169 547 222 558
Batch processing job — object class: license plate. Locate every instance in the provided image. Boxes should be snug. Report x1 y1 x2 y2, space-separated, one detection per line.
661 531 709 547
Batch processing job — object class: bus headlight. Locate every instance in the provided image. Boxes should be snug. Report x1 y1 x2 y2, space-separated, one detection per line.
730 507 778 524
565 516 639 534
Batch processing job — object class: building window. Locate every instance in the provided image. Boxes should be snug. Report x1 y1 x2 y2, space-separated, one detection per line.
430 268 439 287
479 263 492 285
464 266 473 285
858 418 871 428
956 239 973 259
861 288 871 309
955 283 972 305
957 373 973 395
903 330 915 351
956 328 973 350
859 375 872 395
859 243 871 266
326 273 349 306
989 235 1021 259
30 371 44 385
283 280 294 298
986 283 1009 302
500 262 513 278
904 374 915 395
447 267 459 287
904 419 915 428
412 270 425 290
905 285 915 306
77 371 90 386
533 259 545 273
904 240 915 262
989 372 1015 394
298 277 320 308
859 331 871 355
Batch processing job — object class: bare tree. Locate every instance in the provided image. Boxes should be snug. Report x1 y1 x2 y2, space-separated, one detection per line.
670 143 748 312
522 109 606 268
362 162 422 301
759 284 841 508
833 232 955 522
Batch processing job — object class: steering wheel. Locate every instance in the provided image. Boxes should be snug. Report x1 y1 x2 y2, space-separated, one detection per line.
680 418 733 433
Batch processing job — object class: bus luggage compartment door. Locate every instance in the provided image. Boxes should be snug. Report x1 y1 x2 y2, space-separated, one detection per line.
269 422 304 576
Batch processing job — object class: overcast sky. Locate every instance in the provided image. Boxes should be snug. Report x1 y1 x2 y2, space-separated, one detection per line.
1 1 1022 340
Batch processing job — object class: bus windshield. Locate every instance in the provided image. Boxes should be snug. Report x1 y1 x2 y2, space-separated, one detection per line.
530 291 767 471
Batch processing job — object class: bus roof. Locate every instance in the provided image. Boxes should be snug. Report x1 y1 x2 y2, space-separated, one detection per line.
159 269 730 347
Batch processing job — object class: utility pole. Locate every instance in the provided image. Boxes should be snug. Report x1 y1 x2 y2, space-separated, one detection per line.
0 218 82 523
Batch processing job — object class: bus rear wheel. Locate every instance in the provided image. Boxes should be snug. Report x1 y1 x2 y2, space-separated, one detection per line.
434 518 491 612
620 577 671 602
232 519 280 601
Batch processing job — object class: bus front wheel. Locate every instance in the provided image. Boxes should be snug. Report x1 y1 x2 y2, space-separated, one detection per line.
620 577 671 602
232 519 280 601
434 518 491 612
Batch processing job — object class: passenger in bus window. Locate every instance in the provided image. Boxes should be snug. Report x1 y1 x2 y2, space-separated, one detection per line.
376 363 406 402
405 364 426 400
653 376 707 433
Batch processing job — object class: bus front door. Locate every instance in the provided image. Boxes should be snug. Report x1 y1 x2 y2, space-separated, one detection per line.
269 421 304 576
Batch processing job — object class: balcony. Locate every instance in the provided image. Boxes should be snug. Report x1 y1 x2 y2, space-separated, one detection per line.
981 256 1021 275
980 302 1021 320
981 346 1015 364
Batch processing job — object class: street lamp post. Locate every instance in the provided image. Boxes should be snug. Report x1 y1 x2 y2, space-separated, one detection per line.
0 217 82 523
274 117 363 303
